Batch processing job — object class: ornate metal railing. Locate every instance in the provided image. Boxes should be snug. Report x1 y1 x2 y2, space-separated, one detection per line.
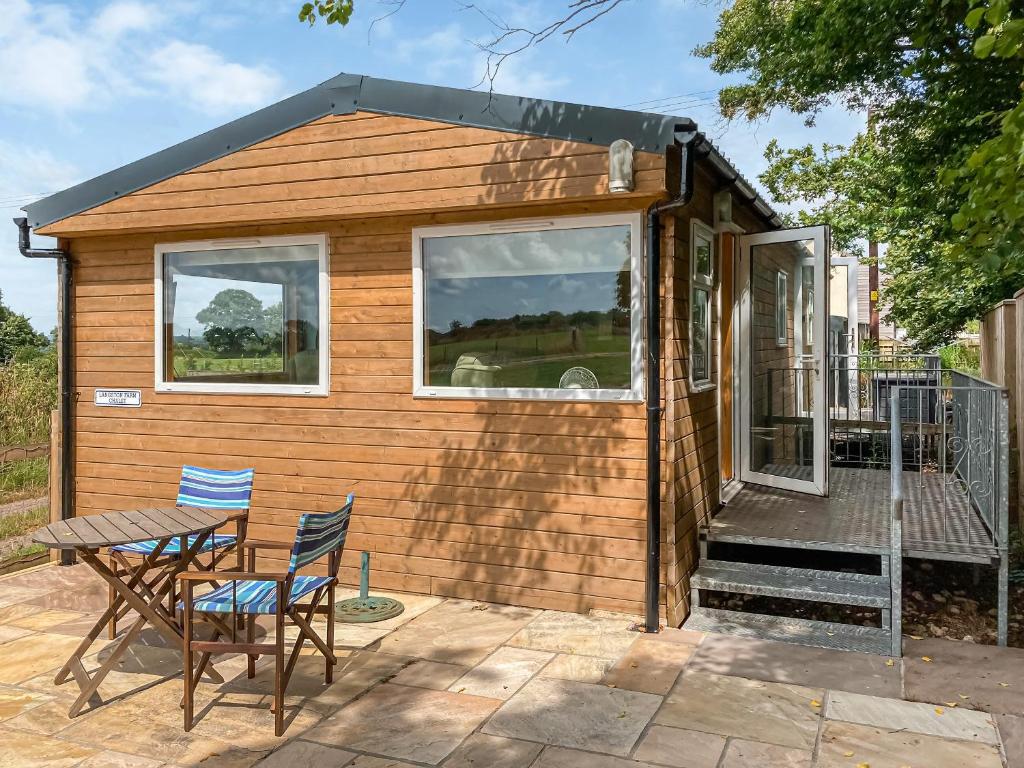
884 366 1009 645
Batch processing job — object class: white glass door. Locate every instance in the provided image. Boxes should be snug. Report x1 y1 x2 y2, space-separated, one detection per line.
738 226 830 495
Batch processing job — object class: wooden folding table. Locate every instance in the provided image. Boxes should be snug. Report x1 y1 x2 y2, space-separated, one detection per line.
33 507 227 717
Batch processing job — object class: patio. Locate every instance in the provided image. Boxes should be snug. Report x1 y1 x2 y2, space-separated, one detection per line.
0 562 1019 768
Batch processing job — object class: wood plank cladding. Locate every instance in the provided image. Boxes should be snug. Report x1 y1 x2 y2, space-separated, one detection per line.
661 164 771 626
39 112 666 237
67 196 656 617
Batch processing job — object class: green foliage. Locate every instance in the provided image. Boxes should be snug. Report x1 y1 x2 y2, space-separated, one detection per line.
299 0 355 26
938 342 982 374
0 347 58 446
195 289 276 356
0 290 48 364
698 0 1024 348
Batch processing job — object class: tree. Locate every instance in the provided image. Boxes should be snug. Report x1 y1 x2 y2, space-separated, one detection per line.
696 0 1024 347
0 290 49 364
195 289 266 356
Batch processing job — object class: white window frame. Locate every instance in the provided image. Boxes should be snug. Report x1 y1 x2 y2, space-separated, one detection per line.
412 212 644 402
775 269 789 347
689 219 715 392
154 233 330 396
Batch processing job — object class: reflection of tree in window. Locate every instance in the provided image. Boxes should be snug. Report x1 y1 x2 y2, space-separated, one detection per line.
163 244 320 385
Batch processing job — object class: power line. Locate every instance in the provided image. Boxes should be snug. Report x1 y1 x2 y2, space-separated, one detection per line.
619 88 720 110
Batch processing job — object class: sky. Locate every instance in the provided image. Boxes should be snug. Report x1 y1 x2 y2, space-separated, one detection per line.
0 0 863 334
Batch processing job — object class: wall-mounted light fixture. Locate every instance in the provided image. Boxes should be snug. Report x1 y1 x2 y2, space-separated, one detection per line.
609 139 635 193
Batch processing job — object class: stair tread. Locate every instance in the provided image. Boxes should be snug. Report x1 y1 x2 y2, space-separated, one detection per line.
684 607 894 656
692 560 891 607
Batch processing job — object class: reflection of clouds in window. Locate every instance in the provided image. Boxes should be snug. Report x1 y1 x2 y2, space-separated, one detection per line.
425 225 630 279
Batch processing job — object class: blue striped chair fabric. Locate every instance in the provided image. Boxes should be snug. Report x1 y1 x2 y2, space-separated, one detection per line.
190 575 334 615
111 466 254 556
185 494 354 616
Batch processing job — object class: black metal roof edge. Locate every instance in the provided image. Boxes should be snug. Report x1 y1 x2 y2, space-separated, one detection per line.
694 135 781 228
24 72 778 230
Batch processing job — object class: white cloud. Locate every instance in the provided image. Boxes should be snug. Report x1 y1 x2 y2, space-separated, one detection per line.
147 41 282 114
0 0 283 115
0 139 80 333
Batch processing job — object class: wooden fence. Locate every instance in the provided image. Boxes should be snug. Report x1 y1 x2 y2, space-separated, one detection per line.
979 290 1022 528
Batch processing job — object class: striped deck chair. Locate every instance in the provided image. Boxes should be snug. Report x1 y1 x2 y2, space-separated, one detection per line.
107 466 254 639
179 493 354 737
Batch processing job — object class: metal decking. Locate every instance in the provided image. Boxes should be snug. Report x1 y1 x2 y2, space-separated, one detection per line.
712 467 1000 563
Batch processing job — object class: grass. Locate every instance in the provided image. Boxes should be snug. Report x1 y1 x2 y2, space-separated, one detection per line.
0 506 48 540
428 328 631 388
0 457 48 505
173 353 284 377
0 350 57 446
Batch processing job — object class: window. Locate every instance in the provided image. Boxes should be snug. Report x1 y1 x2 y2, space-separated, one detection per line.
413 213 643 401
690 220 715 391
155 234 329 395
776 270 789 346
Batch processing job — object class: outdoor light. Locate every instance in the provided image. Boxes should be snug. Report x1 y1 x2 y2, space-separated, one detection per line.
608 138 635 192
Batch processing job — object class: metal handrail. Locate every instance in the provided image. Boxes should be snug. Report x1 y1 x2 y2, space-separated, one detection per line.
889 388 903 657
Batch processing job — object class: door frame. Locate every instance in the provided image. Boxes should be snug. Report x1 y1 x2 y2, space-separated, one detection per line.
737 225 830 496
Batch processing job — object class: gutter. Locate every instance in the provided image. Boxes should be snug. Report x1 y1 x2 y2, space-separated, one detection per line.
644 129 699 633
14 217 74 566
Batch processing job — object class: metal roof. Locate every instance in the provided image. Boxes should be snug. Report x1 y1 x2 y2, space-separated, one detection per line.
23 73 779 229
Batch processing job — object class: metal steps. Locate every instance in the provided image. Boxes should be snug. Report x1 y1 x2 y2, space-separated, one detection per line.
683 526 901 656
691 560 891 608
685 607 895 656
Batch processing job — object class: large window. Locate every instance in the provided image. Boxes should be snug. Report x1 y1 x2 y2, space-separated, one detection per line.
413 214 643 401
155 234 329 395
690 220 715 391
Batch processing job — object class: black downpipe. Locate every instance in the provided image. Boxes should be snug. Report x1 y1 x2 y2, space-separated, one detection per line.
14 217 74 566
644 131 698 633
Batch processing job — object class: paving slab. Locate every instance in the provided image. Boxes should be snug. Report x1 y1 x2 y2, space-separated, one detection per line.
827 689 999 745
645 626 705 647
0 727 99 767
904 637 1024 717
346 757 421 767
448 646 552 700
0 624 32 644
0 604 84 631
998 714 1024 768
0 632 82 685
719 739 811 768
224 650 412 716
531 745 658 768
506 611 639 659
441 733 544 768
539 654 615 684
25 585 109 613
686 633 901 698
631 725 726 768
600 637 695 695
76 749 164 768
376 600 539 666
655 671 822 749
0 682 51 723
817 720 1004 768
482 676 661 757
389 659 469 690
253 740 355 768
304 683 500 764
3 697 80 735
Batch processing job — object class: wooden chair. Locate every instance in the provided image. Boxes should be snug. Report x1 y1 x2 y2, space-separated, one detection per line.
178 493 354 736
107 466 253 638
